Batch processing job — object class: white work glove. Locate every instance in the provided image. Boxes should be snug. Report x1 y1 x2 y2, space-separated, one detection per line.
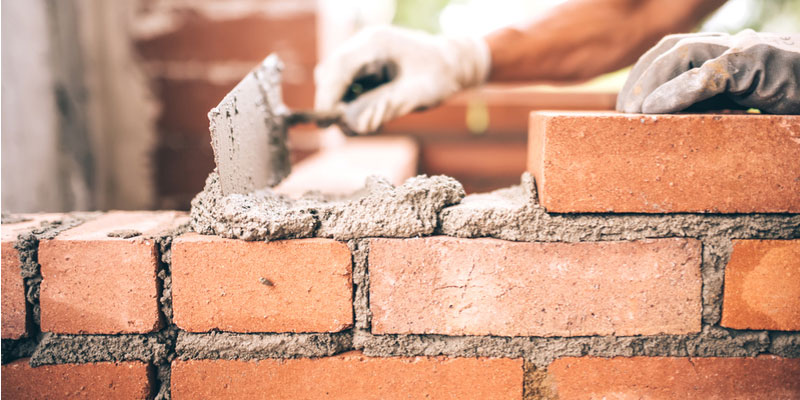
315 25 491 134
617 30 800 114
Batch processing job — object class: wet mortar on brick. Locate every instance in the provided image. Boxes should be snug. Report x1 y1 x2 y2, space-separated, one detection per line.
2 172 799 399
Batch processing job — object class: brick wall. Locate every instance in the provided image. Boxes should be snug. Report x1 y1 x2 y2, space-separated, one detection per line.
2 112 798 399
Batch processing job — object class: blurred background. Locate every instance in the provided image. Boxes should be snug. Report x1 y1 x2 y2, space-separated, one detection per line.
2 0 798 212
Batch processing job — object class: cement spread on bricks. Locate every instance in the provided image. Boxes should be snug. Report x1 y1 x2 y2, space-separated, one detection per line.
353 326 779 367
29 330 174 367
176 331 353 360
190 169 464 241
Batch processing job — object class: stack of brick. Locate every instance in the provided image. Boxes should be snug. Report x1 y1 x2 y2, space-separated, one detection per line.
2 112 799 399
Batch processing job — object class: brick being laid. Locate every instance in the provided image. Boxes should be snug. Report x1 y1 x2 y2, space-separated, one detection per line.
170 352 521 399
171 234 353 333
38 211 187 334
369 236 702 337
528 111 800 213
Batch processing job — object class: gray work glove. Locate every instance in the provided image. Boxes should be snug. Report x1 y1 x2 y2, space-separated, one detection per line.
617 30 800 114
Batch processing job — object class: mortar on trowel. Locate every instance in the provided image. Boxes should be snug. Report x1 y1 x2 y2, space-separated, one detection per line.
208 54 394 196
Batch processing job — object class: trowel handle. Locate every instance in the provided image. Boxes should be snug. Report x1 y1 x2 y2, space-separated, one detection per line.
341 60 398 103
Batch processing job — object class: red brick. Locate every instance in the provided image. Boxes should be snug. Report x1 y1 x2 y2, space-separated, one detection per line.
38 211 188 334
135 13 316 64
2 359 153 399
1 214 65 339
721 240 800 331
528 112 800 213
171 352 521 399
171 234 352 333
369 237 701 336
548 356 800 399
421 140 527 182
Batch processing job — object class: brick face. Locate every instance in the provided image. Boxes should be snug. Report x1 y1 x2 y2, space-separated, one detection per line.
171 352 522 399
721 239 800 331
369 237 702 337
171 234 353 333
2 214 66 339
528 112 800 213
1 359 153 399
38 211 187 334
135 13 316 64
548 356 800 399
1 241 27 339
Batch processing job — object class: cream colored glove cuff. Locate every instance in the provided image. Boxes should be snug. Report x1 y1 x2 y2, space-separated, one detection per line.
314 26 491 134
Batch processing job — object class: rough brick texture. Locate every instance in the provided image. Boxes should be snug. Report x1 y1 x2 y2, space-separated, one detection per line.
38 211 186 334
548 356 800 399
2 214 65 339
528 112 800 213
369 237 701 336
721 239 800 331
171 352 521 399
2 359 153 399
1 240 27 339
172 234 352 333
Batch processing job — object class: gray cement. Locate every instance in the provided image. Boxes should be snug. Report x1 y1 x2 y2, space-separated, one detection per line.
353 326 779 367
176 331 353 360
29 330 175 367
349 240 371 330
190 171 464 241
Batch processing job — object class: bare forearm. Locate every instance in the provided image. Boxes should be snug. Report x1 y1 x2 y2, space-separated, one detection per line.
485 0 726 82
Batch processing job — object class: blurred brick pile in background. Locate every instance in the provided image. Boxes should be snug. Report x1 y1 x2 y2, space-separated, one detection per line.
131 0 318 209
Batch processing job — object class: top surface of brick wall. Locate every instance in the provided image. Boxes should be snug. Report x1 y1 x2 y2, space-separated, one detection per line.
528 111 800 213
52 211 187 240
1 214 64 242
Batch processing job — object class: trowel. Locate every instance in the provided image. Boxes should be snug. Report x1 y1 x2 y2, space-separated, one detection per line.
208 54 394 197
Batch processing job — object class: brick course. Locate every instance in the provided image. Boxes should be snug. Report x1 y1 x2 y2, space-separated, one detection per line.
548 356 800 399
171 234 353 333
528 112 800 213
721 239 800 331
369 236 702 336
171 352 522 399
2 359 153 399
38 211 186 334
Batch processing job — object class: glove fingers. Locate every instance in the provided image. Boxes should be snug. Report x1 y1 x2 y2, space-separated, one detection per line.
341 83 399 134
342 77 445 134
619 40 730 113
617 32 727 110
641 57 734 113
314 27 393 112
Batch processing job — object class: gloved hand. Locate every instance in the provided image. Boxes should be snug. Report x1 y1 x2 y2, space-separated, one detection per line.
314 25 491 134
617 30 800 114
